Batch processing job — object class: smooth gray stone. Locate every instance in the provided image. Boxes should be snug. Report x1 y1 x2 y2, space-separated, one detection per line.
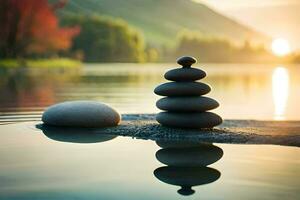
156 112 223 128
154 82 211 96
164 67 206 81
42 101 121 128
156 97 219 112
177 56 197 67
155 144 223 166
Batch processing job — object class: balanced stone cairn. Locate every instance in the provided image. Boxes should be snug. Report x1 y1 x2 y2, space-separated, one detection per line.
154 56 222 129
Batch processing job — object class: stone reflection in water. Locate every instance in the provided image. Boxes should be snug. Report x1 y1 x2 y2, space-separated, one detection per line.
154 140 223 196
272 66 289 120
37 124 117 143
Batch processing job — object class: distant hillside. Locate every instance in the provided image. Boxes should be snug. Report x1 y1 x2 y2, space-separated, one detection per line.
59 0 268 47
226 4 300 50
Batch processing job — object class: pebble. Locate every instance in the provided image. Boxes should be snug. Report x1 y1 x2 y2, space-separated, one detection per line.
154 82 211 96
177 56 197 67
156 96 219 112
164 67 206 81
42 101 121 128
156 112 222 128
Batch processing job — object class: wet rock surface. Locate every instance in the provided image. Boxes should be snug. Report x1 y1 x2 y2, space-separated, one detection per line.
38 114 300 147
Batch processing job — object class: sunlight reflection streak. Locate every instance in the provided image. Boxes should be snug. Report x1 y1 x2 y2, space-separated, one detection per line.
272 67 289 120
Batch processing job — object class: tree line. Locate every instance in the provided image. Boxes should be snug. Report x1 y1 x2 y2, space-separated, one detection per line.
0 0 79 59
167 30 279 63
1 0 299 63
60 15 147 62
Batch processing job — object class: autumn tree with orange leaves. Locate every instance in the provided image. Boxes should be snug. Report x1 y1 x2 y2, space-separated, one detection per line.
0 0 79 58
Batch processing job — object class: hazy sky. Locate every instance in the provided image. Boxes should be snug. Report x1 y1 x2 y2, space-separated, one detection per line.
193 0 300 50
193 0 300 10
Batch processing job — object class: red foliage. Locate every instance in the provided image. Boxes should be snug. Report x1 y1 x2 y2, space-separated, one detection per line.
0 0 80 57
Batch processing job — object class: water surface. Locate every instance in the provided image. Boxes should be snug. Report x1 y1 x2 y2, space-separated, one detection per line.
0 122 299 200
0 64 299 199
1 63 300 121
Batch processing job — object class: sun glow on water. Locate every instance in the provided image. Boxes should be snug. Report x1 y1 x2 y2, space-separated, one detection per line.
272 67 289 120
271 38 291 56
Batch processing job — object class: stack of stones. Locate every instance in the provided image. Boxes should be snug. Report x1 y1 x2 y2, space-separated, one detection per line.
154 56 222 129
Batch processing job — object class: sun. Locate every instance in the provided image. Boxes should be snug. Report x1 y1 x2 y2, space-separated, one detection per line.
271 38 291 56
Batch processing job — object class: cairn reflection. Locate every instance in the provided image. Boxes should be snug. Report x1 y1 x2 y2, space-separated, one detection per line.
37 124 117 144
154 140 223 196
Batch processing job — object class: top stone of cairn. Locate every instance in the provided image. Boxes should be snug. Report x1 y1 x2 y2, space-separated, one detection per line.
165 56 206 81
177 56 197 68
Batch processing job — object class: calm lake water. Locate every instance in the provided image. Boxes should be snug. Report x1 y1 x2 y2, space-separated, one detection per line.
0 63 300 121
0 63 299 199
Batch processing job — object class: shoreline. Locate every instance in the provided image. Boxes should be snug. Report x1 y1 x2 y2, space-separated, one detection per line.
38 114 300 147
0 58 81 68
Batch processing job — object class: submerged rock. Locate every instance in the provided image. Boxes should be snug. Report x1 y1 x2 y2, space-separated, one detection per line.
42 101 121 128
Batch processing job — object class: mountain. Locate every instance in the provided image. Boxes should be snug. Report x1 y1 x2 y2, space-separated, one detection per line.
224 4 300 50
60 0 269 47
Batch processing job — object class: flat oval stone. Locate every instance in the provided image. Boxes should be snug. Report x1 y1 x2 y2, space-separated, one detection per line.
42 101 121 128
156 97 219 112
154 82 211 96
177 56 197 67
164 68 206 81
156 112 222 128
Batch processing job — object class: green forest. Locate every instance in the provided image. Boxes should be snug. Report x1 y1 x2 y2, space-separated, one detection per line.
61 15 146 62
1 0 299 65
